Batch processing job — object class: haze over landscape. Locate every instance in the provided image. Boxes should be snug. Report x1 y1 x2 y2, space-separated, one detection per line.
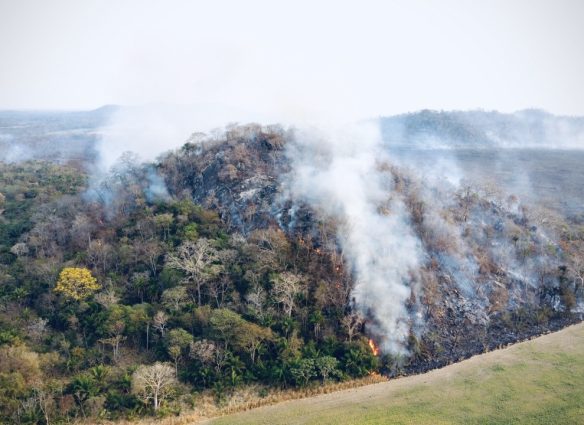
2 0 584 117
1 1 583 424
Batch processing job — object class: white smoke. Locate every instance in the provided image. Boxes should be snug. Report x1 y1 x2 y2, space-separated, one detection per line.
88 103 265 206
2 142 34 163
283 122 423 354
94 103 267 171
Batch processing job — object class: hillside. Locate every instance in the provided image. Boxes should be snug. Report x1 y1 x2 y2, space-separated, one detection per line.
0 114 583 423
208 322 584 425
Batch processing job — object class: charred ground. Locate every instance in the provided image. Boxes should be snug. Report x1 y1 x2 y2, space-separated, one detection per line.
158 124 584 375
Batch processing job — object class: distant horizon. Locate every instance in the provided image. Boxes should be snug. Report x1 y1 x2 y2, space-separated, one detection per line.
2 104 583 119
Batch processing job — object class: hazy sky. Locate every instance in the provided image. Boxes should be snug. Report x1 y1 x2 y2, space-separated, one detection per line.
1 0 583 119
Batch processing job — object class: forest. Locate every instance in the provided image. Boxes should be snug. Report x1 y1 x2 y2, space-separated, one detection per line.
0 123 583 423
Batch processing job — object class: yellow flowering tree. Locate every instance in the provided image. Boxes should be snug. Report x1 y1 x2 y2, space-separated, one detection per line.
54 267 101 300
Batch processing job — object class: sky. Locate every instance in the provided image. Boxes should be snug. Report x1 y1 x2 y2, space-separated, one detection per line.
1 0 583 120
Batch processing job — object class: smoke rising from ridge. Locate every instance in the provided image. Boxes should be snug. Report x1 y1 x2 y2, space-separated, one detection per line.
92 105 429 354
95 103 265 172
87 103 269 207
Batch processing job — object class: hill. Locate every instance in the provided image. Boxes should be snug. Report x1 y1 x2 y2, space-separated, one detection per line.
380 109 584 149
0 114 583 423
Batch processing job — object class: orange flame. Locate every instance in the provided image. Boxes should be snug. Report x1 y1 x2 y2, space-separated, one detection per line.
368 339 380 356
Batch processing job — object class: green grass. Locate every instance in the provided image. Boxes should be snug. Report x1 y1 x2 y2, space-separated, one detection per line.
209 324 584 425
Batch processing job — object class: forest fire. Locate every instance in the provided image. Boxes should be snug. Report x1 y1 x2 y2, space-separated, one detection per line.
368 339 380 356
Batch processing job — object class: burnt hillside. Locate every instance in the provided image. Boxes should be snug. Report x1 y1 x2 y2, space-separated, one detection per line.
158 124 584 372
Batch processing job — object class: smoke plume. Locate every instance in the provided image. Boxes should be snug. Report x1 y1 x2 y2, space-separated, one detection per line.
283 122 423 354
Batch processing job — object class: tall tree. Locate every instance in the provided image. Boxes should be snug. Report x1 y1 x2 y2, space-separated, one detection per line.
271 272 304 317
166 239 222 305
131 362 177 411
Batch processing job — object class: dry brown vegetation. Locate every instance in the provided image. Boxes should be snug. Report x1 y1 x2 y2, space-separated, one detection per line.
105 374 386 425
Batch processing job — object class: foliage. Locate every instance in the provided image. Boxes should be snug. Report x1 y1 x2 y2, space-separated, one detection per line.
212 324 584 425
54 267 101 300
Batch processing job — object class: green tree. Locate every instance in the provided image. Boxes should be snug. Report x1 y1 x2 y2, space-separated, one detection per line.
69 375 99 419
315 356 339 383
290 358 316 387
342 343 378 377
236 322 274 364
209 308 245 348
161 286 189 312
166 328 193 374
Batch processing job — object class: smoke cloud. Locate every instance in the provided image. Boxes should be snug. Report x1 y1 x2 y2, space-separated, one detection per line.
88 103 266 207
95 103 261 171
283 122 423 354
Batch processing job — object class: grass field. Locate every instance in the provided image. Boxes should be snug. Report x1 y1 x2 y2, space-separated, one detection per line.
206 323 584 425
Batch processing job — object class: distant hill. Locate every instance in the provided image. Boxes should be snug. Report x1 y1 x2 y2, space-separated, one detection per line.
2 108 583 164
380 109 584 149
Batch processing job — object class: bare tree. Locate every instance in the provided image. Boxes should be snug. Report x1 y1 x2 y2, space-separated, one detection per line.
218 164 238 182
131 362 177 411
271 272 304 317
71 214 94 249
135 239 163 276
152 311 168 337
189 339 216 365
569 253 584 290
166 239 222 305
10 242 29 257
456 184 478 223
189 339 227 374
32 385 56 425
341 311 364 342
87 239 113 276
249 228 290 270
207 275 233 308
27 317 49 344
245 285 272 322
94 288 120 309
99 321 126 362
207 249 236 307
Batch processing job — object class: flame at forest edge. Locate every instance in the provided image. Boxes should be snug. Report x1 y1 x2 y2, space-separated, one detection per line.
368 339 380 356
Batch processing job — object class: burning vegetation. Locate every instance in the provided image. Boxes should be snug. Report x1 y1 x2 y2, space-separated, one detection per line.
0 119 583 422
368 339 380 357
